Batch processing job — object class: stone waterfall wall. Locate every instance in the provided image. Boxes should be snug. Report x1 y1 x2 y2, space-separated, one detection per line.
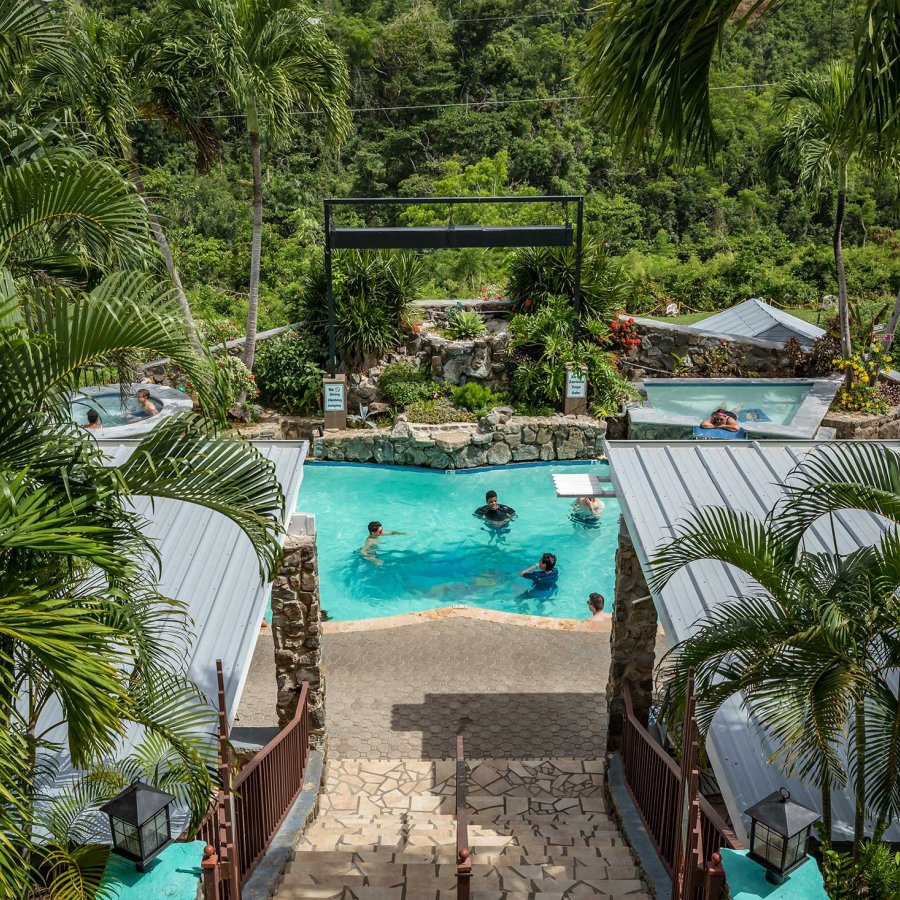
606 516 659 751
314 409 607 468
270 522 325 748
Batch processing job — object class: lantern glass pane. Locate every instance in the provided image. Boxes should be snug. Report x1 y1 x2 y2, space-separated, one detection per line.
786 831 806 866
142 808 170 854
751 822 786 867
113 818 141 858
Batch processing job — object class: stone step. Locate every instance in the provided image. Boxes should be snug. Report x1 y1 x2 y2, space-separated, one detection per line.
320 794 609 817
306 814 614 831
289 846 639 867
302 827 621 845
278 890 650 900
296 835 629 854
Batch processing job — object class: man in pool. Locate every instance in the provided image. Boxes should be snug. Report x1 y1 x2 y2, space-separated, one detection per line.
587 592 610 620
519 552 558 592
474 490 516 528
83 408 103 430
700 407 740 432
135 388 158 417
360 521 408 566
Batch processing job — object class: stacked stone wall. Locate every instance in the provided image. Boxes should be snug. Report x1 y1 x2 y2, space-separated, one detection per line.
270 531 325 748
314 408 606 468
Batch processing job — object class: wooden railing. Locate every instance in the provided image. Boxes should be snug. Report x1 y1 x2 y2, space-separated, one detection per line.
621 683 741 882
456 736 472 900
232 681 311 883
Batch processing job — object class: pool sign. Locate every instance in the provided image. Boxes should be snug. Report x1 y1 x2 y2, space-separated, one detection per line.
564 368 588 415
323 375 347 429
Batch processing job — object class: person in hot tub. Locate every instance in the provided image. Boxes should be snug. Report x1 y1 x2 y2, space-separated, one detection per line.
135 388 158 417
700 408 740 432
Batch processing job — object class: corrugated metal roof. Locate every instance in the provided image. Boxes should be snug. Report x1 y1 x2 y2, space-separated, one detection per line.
696 299 825 347
603 439 899 843
36 440 307 806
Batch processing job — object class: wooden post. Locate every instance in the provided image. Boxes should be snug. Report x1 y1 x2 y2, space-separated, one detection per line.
672 670 698 900
201 845 221 900
323 375 347 430
216 659 241 899
564 367 588 415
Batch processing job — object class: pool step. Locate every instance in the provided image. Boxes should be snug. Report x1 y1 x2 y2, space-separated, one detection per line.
278 758 649 900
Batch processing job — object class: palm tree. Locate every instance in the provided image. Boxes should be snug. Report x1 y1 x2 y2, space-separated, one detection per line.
651 443 900 857
579 0 900 163
169 0 351 370
24 2 214 343
0 137 287 895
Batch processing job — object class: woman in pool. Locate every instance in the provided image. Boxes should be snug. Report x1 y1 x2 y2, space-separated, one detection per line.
700 408 740 432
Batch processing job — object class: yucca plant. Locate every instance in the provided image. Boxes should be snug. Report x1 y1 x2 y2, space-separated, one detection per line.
444 306 487 340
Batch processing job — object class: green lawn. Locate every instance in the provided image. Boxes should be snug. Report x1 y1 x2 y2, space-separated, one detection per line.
644 307 824 326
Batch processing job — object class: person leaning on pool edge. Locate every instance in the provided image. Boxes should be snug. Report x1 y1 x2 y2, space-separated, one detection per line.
700 408 740 432
474 490 516 528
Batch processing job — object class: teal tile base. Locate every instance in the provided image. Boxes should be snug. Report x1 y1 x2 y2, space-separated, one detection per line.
100 840 204 899
721 848 828 899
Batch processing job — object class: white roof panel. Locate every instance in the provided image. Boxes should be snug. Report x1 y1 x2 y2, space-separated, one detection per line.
604 439 898 843
696 299 825 346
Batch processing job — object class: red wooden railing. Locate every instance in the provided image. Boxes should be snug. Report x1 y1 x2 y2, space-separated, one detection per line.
233 681 310 883
196 661 312 900
456 736 472 900
620 682 741 891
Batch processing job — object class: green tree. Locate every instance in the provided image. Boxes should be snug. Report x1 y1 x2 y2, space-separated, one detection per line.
169 0 351 369
652 444 900 857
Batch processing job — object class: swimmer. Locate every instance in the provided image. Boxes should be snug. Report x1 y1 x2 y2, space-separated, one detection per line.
83 408 103 430
573 496 604 518
474 490 516 528
135 388 158 417
360 520 408 566
519 552 559 592
700 408 739 432
587 592 610 620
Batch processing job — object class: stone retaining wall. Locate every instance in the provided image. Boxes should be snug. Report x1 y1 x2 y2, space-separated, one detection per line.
822 404 900 439
270 525 325 747
622 316 802 378
314 408 606 468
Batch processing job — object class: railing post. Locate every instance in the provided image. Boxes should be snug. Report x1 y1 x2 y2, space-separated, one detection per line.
201 845 221 900
702 852 726 900
456 736 471 900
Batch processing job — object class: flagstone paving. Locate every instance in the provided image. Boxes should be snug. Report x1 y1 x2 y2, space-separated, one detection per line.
277 757 650 899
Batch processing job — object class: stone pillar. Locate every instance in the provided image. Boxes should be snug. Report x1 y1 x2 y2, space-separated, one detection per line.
271 516 325 748
606 515 659 751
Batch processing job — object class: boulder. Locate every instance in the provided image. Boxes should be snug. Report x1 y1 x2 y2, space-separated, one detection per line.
486 442 513 465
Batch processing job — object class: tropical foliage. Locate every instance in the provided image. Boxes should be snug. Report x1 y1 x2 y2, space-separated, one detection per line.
444 306 487 340
254 329 326 415
652 443 900 856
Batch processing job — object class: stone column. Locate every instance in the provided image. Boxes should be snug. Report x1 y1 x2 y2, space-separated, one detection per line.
606 515 659 751
271 515 325 748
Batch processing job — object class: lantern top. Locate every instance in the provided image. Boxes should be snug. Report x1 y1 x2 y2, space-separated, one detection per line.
100 781 175 826
745 788 820 837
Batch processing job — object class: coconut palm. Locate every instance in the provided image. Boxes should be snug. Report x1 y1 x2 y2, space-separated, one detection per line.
579 0 900 163
0 138 287 896
169 0 351 370
652 444 900 856
24 2 216 342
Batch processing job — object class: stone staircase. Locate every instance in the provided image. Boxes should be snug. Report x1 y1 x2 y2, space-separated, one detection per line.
276 758 650 899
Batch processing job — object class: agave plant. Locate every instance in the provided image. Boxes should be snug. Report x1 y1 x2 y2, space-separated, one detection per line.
348 403 378 428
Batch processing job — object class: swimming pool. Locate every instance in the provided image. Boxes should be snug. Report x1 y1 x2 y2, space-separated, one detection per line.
627 377 841 439
295 462 619 621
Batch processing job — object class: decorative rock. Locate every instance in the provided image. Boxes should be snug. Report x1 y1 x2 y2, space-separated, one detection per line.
486 442 513 465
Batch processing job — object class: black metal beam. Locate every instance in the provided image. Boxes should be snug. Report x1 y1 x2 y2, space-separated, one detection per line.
330 224 573 250
325 195 581 206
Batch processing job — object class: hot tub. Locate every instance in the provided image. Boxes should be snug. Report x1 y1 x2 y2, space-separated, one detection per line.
69 384 194 438
627 377 841 440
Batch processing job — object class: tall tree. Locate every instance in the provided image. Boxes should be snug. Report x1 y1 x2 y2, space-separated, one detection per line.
169 0 351 370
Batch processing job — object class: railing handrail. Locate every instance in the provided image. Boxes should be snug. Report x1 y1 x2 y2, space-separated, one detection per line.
456 735 471 900
622 682 741 850
233 682 309 790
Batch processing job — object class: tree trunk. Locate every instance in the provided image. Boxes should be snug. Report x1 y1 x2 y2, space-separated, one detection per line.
244 102 264 372
885 282 900 354
853 700 866 859
833 172 852 386
129 164 200 349
821 780 832 849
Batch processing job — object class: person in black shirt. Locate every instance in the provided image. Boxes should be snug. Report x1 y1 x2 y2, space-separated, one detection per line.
473 490 516 528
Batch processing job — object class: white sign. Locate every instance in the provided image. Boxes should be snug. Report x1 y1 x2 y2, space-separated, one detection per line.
566 370 588 399
323 382 345 412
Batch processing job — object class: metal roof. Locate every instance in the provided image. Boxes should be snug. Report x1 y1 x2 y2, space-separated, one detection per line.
37 440 307 807
603 439 899 844
695 299 825 348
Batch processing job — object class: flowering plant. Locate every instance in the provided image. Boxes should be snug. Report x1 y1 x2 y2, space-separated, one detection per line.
601 316 641 352
216 353 258 413
834 340 894 414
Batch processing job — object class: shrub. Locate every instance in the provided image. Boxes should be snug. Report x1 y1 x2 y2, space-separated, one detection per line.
379 361 444 407
297 250 426 367
405 398 477 424
216 354 258 410
505 241 629 321
810 333 841 375
444 306 487 340
253 330 325 415
452 382 507 415
822 841 900 900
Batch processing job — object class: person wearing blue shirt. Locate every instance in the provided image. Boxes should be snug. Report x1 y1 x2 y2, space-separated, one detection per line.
519 553 559 592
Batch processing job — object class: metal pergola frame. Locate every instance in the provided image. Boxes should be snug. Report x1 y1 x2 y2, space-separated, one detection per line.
323 195 584 374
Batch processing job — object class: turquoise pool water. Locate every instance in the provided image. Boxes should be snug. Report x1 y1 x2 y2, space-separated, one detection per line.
71 392 162 427
643 381 812 426
294 462 619 621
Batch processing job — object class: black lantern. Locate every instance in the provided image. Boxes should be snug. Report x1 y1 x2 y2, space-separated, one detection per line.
100 781 176 871
745 788 820 884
